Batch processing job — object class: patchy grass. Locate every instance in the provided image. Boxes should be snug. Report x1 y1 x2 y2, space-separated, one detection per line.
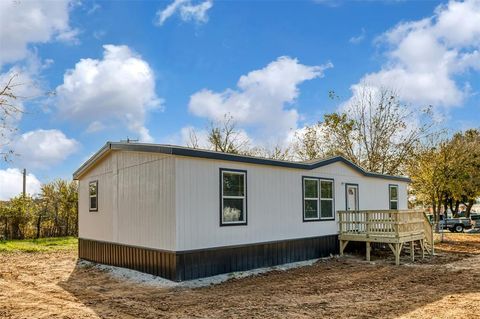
0 237 77 253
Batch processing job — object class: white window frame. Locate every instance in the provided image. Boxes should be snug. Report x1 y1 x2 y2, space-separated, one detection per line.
389 184 398 210
220 169 247 226
319 179 334 220
303 178 320 221
89 180 98 212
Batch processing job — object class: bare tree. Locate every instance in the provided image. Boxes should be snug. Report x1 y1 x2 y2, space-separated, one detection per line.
185 127 200 149
249 145 293 161
187 114 251 154
292 124 329 161
0 74 24 161
296 87 434 175
207 115 250 154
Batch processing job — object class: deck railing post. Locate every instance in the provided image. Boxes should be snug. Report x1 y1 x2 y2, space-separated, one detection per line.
431 219 435 255
366 211 370 237
394 211 400 238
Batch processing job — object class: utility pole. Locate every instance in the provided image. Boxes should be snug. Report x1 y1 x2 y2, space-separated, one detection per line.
22 168 26 197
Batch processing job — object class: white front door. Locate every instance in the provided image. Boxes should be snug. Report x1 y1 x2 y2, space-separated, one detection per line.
346 185 358 211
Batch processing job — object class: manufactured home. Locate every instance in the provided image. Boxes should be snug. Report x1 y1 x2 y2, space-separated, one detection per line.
74 142 411 281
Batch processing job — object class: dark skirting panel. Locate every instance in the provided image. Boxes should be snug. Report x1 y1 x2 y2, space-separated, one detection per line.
78 238 177 280
175 235 339 281
79 235 339 282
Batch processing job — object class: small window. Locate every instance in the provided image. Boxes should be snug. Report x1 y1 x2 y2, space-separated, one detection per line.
389 185 398 210
303 177 334 221
220 169 247 226
320 180 334 218
89 181 98 212
304 179 319 220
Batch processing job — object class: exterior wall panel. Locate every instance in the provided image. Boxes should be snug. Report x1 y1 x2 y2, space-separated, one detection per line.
78 151 176 251
78 155 114 242
175 157 409 251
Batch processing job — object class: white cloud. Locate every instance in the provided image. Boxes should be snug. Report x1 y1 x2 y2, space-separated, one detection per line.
189 56 332 145
313 0 342 7
180 0 212 23
56 27 81 45
11 129 79 169
356 0 480 108
433 0 480 47
93 30 106 40
86 121 105 133
55 44 162 142
0 0 77 67
155 0 213 26
0 168 42 200
349 28 366 44
87 3 101 15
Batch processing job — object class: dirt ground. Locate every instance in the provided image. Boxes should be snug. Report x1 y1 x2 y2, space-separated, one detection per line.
1 233 480 319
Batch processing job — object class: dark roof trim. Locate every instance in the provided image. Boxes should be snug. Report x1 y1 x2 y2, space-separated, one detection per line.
73 142 411 182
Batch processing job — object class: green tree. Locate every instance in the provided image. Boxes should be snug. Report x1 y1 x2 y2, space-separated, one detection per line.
444 129 480 216
408 138 453 221
39 180 79 237
409 129 480 220
0 195 35 239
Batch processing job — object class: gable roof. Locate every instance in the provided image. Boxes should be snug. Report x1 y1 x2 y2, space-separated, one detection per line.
73 141 411 182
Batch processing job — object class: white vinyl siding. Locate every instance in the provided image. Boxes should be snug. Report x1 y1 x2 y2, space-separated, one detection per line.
175 158 409 251
78 151 176 250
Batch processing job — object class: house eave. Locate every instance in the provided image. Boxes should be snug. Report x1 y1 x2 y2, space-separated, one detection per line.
72 142 411 183
72 142 112 180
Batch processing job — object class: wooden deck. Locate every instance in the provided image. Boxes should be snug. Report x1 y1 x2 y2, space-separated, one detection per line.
338 210 434 265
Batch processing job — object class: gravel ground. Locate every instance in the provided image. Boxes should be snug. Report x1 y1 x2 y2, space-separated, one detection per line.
1 233 479 319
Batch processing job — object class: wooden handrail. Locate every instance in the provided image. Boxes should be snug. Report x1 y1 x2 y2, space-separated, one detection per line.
338 210 434 263
422 212 434 254
338 210 425 238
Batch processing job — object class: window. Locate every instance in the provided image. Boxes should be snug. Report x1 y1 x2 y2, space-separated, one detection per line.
304 179 319 220
303 177 334 221
320 180 334 218
389 185 398 210
220 169 247 225
89 181 98 212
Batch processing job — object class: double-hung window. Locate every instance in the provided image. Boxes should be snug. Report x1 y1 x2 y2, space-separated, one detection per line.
303 177 334 221
304 178 319 220
320 180 334 219
220 169 247 225
389 185 398 210
89 180 98 212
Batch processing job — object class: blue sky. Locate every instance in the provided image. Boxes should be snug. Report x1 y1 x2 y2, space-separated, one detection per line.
0 0 479 199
